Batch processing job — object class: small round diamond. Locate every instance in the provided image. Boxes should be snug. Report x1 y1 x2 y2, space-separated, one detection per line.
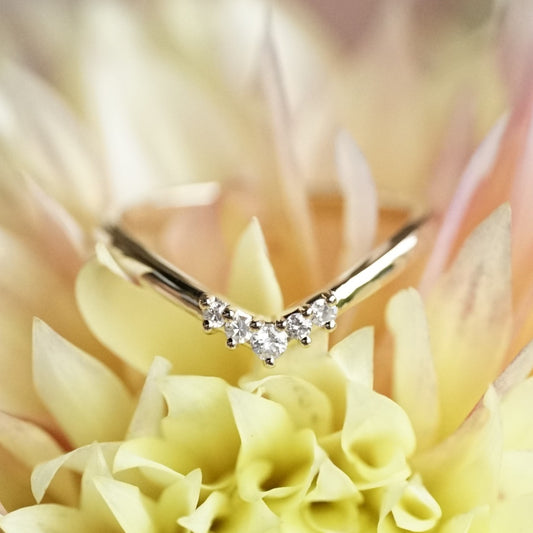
250 323 288 360
310 298 338 327
201 297 227 329
224 311 252 344
285 312 312 340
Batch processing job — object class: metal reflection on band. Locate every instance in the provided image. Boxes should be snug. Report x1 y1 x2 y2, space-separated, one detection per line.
97 206 426 366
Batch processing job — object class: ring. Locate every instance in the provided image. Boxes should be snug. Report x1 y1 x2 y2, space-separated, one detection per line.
96 183 428 367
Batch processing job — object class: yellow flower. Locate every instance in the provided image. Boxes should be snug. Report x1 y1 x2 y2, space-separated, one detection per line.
0 0 533 532
1 205 533 532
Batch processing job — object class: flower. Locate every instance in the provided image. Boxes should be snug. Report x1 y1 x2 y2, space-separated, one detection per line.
0 0 533 532
2 207 533 531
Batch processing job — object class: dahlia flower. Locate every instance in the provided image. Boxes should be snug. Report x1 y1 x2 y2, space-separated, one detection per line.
0 0 533 532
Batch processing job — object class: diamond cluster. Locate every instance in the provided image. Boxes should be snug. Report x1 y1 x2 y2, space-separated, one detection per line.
199 293 338 366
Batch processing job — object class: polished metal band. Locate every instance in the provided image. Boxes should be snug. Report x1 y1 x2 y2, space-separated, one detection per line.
97 202 427 366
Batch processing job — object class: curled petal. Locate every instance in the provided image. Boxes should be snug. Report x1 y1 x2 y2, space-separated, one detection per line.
377 475 441 533
155 470 202 533
93 476 157 533
158 376 239 487
340 383 416 489
306 457 359 503
246 331 346 430
299 498 360 533
31 442 119 503
243 375 333 436
113 439 184 488
178 491 228 533
33 319 134 447
179 491 279 533
79 445 118 529
229 387 320 505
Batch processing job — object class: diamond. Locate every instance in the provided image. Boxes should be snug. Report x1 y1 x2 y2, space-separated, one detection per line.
310 298 338 327
224 311 252 344
250 323 288 360
285 312 312 340
201 297 226 329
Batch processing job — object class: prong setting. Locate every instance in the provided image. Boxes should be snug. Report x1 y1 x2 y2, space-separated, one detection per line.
275 319 287 331
301 336 312 346
199 293 213 310
222 307 236 321
322 291 338 306
198 294 340 365
250 320 264 331
226 337 237 349
324 320 337 331
301 305 313 317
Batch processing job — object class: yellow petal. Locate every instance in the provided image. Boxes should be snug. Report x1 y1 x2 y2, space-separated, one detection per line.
155 470 201 533
159 376 239 487
299 498 360 533
249 332 346 431
493 339 533 398
0 504 94 533
79 445 119 530
126 356 172 440
227 217 283 317
438 507 490 533
499 450 533 499
490 493 533 532
378 476 441 533
243 375 333 436
501 376 533 449
93 476 157 533
330 326 374 389
228 387 319 504
113 438 184 488
32 319 134 447
178 491 228 533
0 412 76 510
76 258 251 383
179 491 280 533
31 442 119 503
386 288 440 450
340 383 415 489
306 457 359 503
413 387 502 517
427 205 512 436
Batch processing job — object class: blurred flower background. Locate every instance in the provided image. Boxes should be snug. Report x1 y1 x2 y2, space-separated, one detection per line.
0 0 533 531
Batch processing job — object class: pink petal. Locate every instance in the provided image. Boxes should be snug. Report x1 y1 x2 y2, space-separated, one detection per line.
426 205 512 437
419 115 507 293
